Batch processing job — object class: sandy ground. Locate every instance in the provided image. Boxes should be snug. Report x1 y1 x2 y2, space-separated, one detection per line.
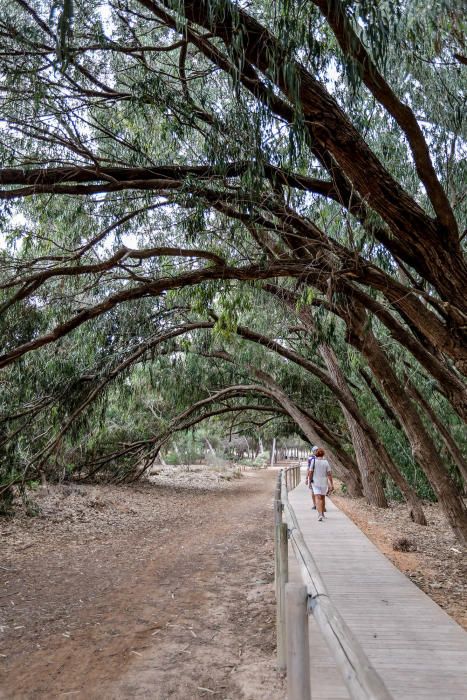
0 467 285 700
2 467 466 700
332 492 467 630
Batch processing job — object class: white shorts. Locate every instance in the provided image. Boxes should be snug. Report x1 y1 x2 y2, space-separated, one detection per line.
312 485 327 495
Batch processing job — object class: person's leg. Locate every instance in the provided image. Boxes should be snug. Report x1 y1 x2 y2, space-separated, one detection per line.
311 491 316 509
322 494 326 517
316 494 324 519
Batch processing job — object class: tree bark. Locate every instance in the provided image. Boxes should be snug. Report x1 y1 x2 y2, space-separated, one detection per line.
347 307 467 545
319 344 388 508
250 368 363 496
256 290 426 524
270 437 276 466
360 368 402 429
316 345 426 524
405 379 467 486
160 0 467 314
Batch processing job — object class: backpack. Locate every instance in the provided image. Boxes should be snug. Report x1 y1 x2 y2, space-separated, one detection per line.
307 455 315 483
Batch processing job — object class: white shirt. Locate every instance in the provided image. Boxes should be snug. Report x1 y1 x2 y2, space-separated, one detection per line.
311 459 331 490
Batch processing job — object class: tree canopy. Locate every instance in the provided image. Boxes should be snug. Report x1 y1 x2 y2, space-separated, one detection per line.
0 0 466 541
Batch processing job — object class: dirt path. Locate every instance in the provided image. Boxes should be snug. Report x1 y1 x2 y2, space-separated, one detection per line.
1 470 285 699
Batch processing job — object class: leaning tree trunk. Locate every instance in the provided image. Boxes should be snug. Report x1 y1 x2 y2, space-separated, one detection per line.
318 345 426 523
319 344 388 508
318 346 426 522
251 368 363 496
259 288 426 522
360 368 402 429
348 309 467 545
405 377 467 486
299 406 363 496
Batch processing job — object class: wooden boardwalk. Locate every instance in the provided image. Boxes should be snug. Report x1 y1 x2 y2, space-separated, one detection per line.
287 474 467 700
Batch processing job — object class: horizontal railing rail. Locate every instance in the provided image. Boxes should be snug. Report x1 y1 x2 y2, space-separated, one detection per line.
275 465 392 700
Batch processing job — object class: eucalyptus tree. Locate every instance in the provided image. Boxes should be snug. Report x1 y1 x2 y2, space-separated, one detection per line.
0 0 465 539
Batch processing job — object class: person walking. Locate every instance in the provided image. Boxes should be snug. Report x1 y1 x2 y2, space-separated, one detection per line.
309 448 334 521
306 446 318 510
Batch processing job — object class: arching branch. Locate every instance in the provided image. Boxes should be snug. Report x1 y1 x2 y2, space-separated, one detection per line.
309 0 457 234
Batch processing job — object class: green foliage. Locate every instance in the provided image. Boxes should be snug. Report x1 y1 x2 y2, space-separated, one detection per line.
0 0 465 512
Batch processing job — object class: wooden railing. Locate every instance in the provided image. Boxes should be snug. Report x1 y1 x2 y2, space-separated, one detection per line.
274 466 392 700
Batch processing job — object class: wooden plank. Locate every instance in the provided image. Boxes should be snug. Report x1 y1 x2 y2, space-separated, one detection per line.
276 521 288 672
285 583 311 700
288 545 350 700
286 473 467 700
282 472 392 700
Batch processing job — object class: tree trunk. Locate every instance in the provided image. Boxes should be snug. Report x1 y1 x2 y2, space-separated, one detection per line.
251 368 363 496
205 438 216 457
319 345 426 523
319 344 388 508
406 378 467 486
258 437 264 455
243 436 251 460
259 287 426 523
359 368 402 429
348 309 467 545
270 438 276 466
292 414 363 494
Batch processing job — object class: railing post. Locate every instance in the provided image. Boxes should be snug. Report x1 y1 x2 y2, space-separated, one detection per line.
275 472 281 505
274 496 282 591
274 471 282 592
286 584 311 700
276 521 288 672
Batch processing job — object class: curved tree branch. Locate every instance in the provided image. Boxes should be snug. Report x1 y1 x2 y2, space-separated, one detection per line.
309 0 457 234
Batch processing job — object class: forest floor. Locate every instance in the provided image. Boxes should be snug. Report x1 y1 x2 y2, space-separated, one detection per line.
0 466 285 700
332 490 467 630
1 469 466 700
